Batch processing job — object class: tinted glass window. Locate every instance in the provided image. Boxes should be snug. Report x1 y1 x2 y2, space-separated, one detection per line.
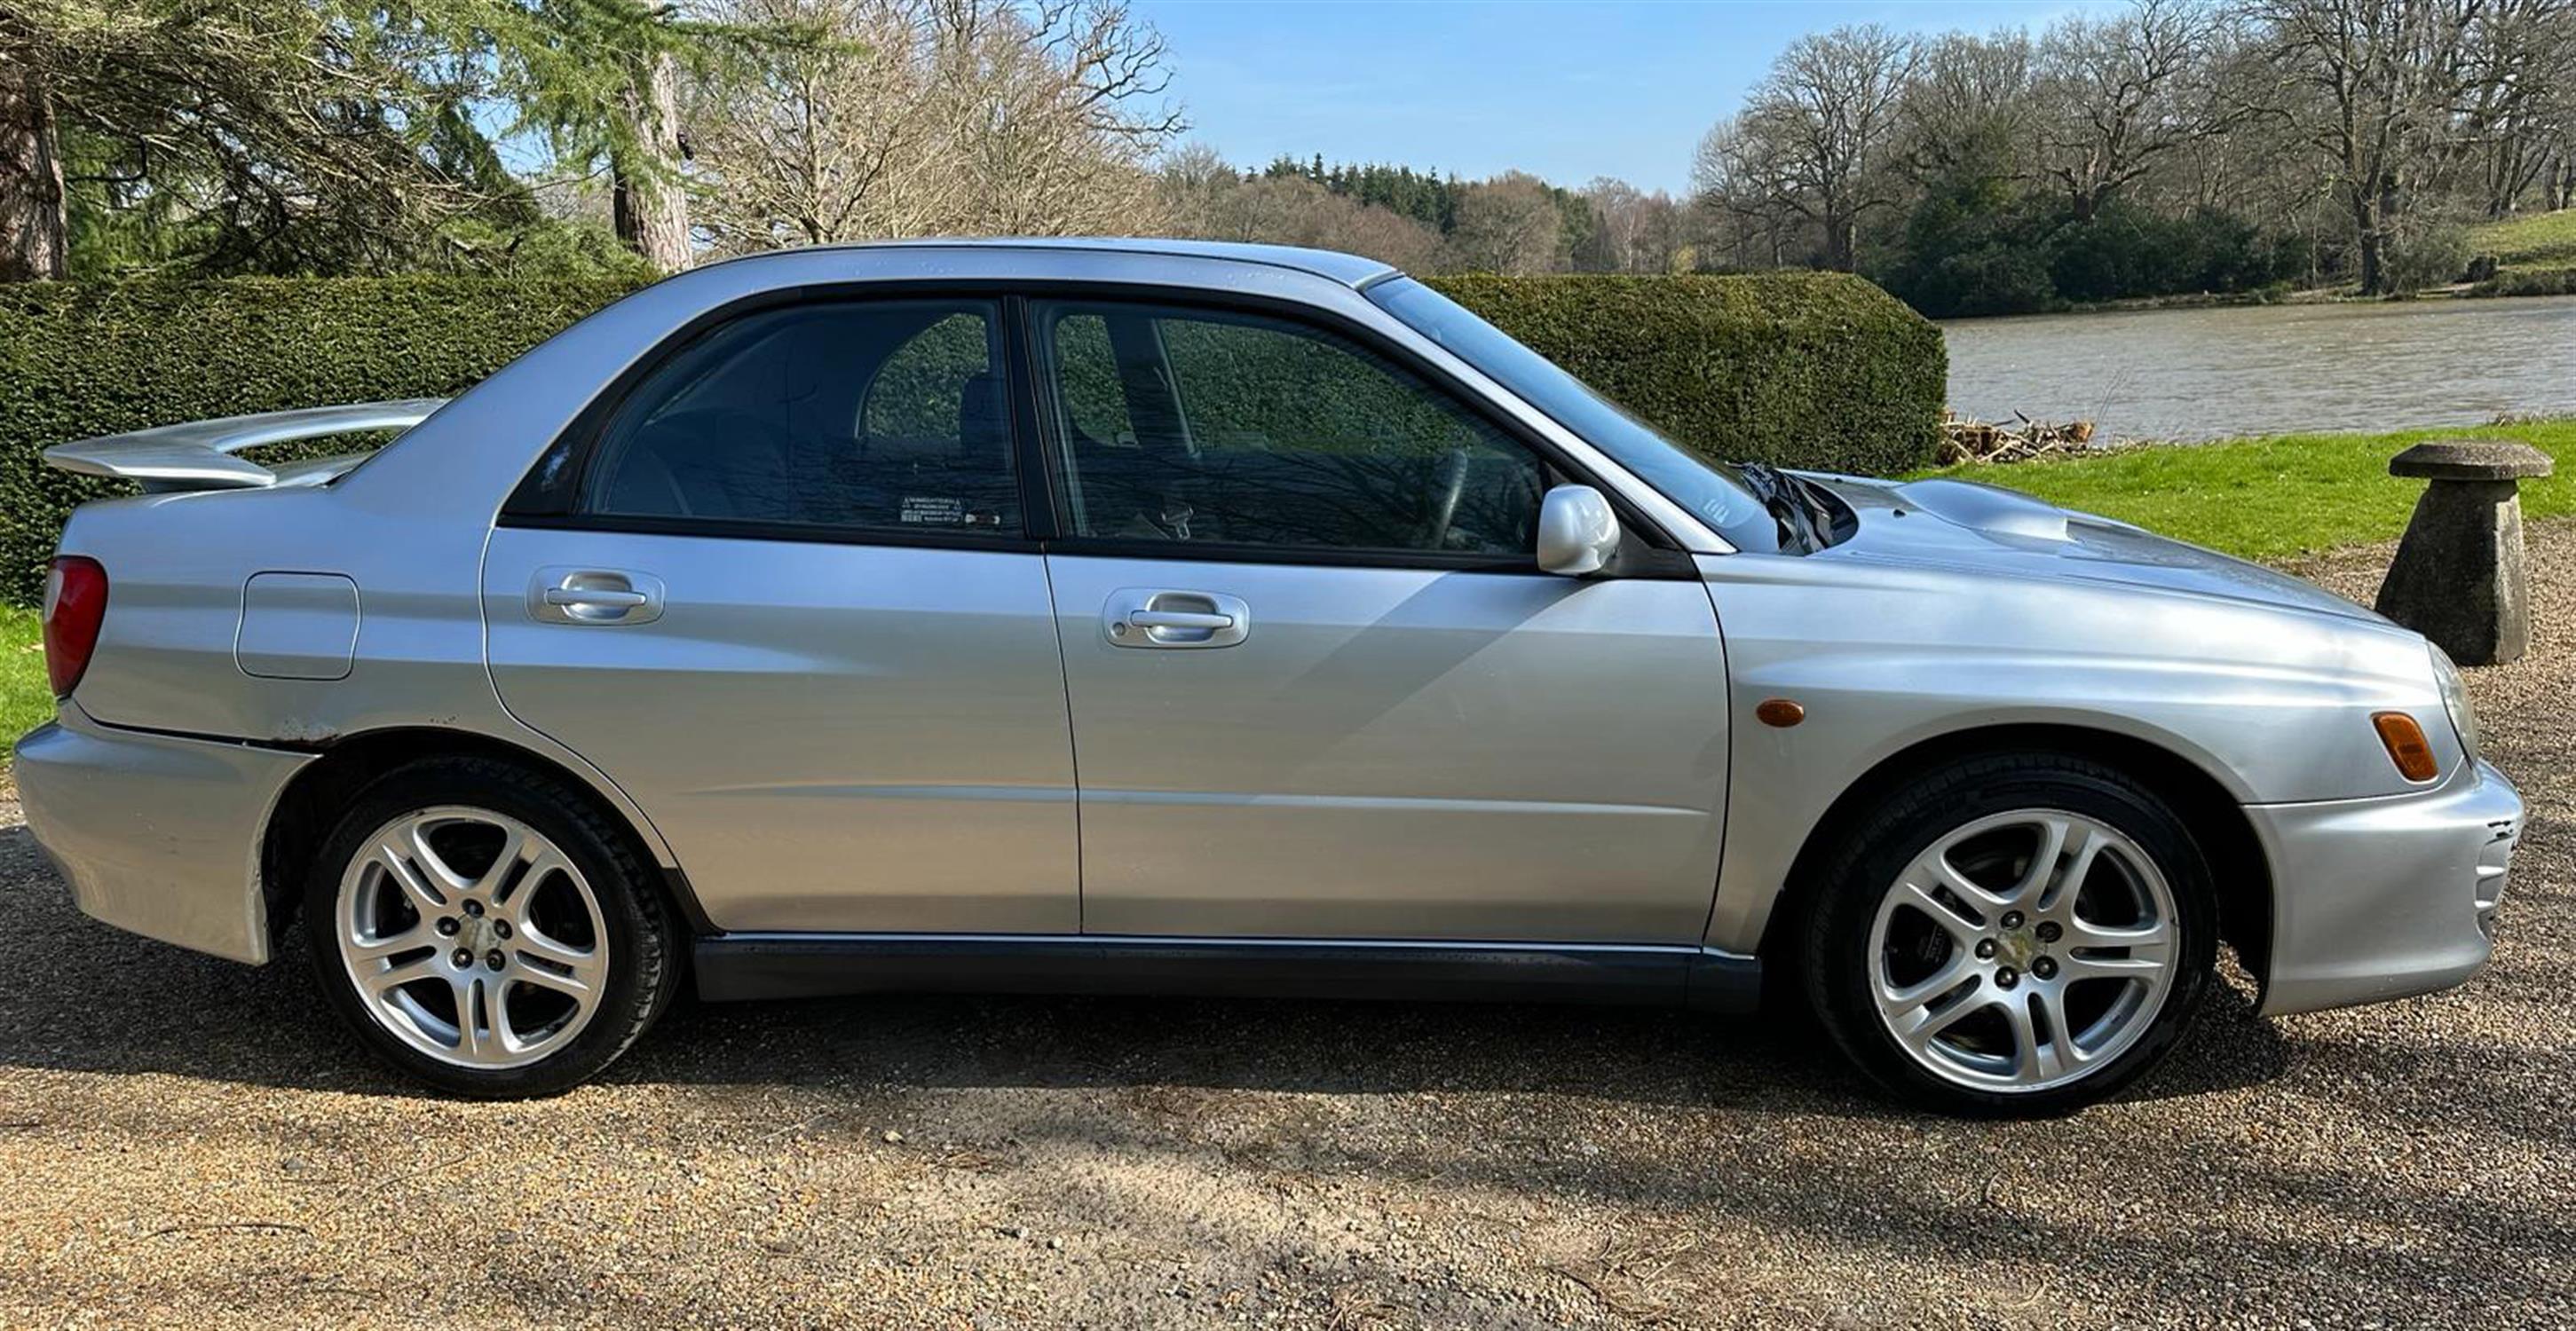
1365 277 1776 552
586 301 1018 534
1037 302 1546 555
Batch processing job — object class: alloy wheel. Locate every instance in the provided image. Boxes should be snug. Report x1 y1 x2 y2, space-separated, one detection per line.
334 806 610 1069
1866 807 2179 1093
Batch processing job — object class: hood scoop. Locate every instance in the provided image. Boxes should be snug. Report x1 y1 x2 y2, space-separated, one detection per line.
1891 477 2071 544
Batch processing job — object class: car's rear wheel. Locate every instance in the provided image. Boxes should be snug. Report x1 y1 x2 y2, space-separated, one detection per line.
1801 753 2216 1116
302 757 677 1097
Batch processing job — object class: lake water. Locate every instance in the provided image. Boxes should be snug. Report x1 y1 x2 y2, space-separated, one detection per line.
1940 295 2576 442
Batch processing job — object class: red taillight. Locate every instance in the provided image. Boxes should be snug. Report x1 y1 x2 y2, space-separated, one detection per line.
43 556 107 698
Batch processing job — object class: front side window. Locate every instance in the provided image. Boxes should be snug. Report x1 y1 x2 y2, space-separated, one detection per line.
1034 301 1547 556
584 300 1019 535
1364 277 1780 553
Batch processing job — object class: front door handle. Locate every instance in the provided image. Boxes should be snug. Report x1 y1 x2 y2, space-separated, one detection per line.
528 567 666 626
1104 588 1250 649
543 587 651 611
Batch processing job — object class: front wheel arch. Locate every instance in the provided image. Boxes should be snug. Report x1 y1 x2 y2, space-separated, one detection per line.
1758 723 2272 997
260 728 713 953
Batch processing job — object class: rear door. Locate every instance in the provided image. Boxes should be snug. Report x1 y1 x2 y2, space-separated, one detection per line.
484 296 1079 934
1031 298 1731 943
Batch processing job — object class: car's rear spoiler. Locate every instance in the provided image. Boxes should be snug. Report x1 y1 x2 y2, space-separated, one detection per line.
42 399 449 492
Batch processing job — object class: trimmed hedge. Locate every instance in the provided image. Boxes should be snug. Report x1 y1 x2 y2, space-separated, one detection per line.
0 268 1944 604
0 278 637 603
1422 271 1946 479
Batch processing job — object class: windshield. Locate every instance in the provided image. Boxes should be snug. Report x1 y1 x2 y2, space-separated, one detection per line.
1365 277 1782 553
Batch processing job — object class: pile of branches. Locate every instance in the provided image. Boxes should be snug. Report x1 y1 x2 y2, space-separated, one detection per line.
1937 412 2096 465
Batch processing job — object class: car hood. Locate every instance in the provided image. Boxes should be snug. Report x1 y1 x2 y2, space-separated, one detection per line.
1798 472 2384 624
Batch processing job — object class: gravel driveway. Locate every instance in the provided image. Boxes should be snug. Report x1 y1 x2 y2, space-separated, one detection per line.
2 526 2570 1329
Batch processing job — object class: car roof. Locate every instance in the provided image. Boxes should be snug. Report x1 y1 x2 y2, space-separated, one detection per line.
703 237 1403 289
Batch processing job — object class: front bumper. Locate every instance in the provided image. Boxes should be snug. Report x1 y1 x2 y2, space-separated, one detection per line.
16 705 312 965
2250 759 2521 1016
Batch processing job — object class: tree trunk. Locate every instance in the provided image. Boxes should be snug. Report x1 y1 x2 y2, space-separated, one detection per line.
2349 185 2384 296
612 50 691 273
1822 211 1857 272
0 62 67 282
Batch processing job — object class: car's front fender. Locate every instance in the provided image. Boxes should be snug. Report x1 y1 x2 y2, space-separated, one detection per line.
1695 552 2453 956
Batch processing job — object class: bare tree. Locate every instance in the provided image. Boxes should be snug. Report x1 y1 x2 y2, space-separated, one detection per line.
2253 0 2485 293
2454 0 2576 216
1895 28 2035 187
1574 177 1686 272
1691 114 1806 268
1445 172 1561 273
1152 140 1238 235
687 0 1182 250
1711 24 1918 270
1159 166 1441 270
2033 0 2232 221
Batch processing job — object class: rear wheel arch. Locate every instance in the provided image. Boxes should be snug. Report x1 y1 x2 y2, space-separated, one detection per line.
1759 723 2272 993
260 728 714 950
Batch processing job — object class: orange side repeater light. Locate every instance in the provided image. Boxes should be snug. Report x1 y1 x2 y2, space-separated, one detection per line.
2372 712 2440 783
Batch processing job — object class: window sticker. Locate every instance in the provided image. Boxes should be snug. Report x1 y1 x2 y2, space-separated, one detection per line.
900 495 967 525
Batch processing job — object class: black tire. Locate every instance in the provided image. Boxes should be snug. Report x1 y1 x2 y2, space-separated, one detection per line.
1798 752 2216 1117
301 755 680 1098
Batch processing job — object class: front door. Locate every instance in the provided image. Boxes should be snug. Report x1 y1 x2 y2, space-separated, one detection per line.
1030 298 1730 943
485 296 1079 934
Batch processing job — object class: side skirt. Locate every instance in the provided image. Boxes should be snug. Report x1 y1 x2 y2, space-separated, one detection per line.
693 933 1764 1013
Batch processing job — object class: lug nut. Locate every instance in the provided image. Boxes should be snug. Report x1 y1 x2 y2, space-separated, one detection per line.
2000 910 2025 930
493 920 512 940
1995 966 2020 989
2032 957 2058 981
435 918 459 936
1974 939 1998 960
486 950 507 971
451 948 473 967
462 900 485 918
2035 921 2062 943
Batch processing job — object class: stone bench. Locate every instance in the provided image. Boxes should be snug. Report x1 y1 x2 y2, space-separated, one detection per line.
2374 438 2553 666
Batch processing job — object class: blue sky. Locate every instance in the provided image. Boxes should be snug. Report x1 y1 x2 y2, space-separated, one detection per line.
1137 1 2122 194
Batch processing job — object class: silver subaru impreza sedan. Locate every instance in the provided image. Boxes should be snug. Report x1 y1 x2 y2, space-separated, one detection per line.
15 240 2519 1114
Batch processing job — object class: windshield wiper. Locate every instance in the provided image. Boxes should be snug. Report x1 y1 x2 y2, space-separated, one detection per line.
1734 461 1829 553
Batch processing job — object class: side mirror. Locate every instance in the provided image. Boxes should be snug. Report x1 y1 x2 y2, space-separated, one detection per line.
1536 484 1622 577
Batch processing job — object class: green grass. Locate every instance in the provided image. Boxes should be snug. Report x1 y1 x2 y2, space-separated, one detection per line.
2473 207 2576 271
2469 208 2576 294
0 607 49 768
1912 419 2576 563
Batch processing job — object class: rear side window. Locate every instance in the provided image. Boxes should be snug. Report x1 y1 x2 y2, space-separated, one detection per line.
583 300 1019 535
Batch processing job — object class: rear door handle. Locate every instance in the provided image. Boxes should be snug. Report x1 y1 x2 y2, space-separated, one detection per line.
1104 588 1250 649
528 567 666 625
1126 609 1236 632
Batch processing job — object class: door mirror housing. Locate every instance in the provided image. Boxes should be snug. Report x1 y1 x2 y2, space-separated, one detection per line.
1536 484 1623 576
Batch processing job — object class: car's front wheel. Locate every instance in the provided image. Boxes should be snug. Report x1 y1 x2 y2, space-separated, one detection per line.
1801 753 2216 1116
302 757 678 1097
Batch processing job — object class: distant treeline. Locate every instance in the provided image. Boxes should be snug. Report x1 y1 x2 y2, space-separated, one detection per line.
1691 0 2576 312
1162 0 2576 317
20 0 2565 324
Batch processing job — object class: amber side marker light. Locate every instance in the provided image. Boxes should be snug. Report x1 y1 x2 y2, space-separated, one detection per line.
2372 712 2440 783
1755 698 1806 729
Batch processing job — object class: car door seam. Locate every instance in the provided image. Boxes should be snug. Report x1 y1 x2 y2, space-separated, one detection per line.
1038 550 1088 933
